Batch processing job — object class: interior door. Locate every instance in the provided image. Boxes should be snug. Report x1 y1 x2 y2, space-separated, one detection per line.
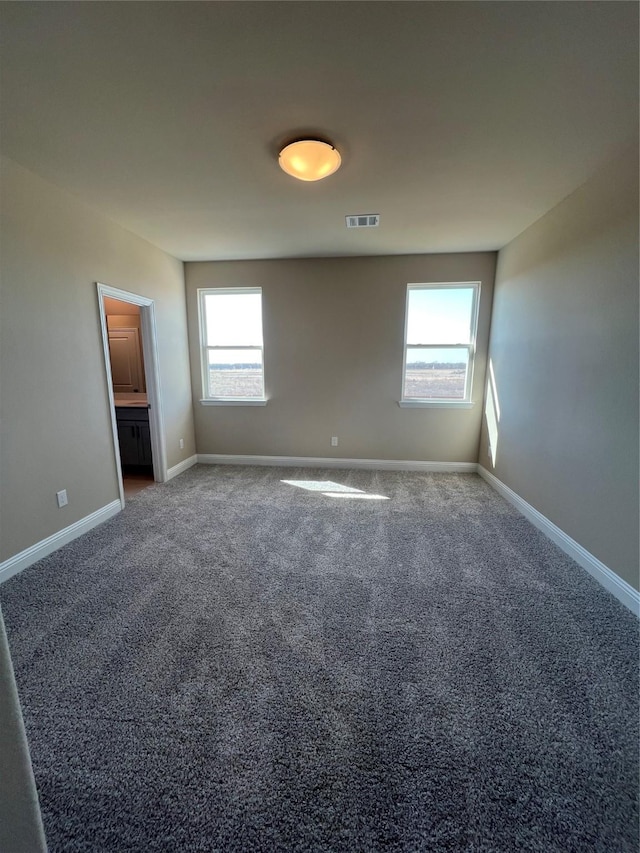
108 328 145 393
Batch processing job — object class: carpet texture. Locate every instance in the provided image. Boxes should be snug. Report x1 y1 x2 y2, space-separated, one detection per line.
1 466 638 852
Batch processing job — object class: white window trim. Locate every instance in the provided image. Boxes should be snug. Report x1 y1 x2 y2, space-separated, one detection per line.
398 400 475 409
399 281 480 408
200 399 268 407
198 287 267 404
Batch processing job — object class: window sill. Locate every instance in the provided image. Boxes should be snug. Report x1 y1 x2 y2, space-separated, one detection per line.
398 400 475 409
200 398 268 407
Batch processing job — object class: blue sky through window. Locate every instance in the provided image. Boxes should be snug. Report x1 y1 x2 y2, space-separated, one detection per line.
407 287 474 346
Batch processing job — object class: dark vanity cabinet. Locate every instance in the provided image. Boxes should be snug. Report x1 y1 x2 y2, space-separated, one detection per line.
116 406 152 468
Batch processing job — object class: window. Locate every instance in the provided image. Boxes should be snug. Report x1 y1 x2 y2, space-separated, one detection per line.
400 282 480 407
198 287 266 404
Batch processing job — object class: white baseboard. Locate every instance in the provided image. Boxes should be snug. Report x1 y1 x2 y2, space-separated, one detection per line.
197 454 478 473
166 454 198 482
0 500 121 586
478 466 639 616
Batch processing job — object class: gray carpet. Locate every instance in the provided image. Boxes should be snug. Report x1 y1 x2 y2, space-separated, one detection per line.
1 465 638 852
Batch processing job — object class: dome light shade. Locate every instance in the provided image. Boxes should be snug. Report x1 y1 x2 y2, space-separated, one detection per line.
279 139 341 182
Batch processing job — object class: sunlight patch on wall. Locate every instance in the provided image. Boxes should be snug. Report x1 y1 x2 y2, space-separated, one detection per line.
485 359 501 467
281 480 390 501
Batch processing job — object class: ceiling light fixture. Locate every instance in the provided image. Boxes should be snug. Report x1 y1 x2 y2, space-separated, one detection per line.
278 139 341 182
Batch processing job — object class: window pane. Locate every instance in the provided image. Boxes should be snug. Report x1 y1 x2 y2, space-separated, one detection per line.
407 287 475 345
404 347 468 399
208 349 263 398
204 292 263 347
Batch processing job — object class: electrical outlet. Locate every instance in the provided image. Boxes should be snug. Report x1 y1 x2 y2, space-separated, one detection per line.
179 438 184 449
56 489 68 508
331 436 339 447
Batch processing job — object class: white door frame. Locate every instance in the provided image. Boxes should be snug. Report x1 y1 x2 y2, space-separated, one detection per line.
97 283 168 507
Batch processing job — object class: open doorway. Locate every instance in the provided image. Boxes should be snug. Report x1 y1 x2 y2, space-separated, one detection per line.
105 296 154 497
97 283 167 506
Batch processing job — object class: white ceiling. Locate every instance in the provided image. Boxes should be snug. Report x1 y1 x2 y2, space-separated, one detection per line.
1 2 637 261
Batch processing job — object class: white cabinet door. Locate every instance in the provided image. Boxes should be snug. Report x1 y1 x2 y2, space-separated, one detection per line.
108 328 145 393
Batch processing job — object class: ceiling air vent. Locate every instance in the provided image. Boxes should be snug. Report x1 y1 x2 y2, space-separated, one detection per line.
345 214 380 228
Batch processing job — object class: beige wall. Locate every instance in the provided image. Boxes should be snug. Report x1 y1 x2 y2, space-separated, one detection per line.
107 315 141 328
479 145 639 589
103 297 140 316
186 253 496 461
0 156 196 562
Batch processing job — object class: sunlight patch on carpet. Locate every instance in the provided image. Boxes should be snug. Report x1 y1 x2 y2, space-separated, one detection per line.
281 479 390 500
